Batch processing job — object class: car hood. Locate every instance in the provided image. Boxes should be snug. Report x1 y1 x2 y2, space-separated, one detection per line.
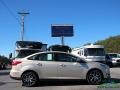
112 58 120 60
86 62 109 69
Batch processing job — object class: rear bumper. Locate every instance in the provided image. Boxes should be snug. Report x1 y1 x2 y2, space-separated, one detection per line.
10 69 21 80
10 75 21 80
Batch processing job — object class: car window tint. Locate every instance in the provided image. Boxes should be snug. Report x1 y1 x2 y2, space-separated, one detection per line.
39 54 47 61
28 54 38 60
28 53 53 61
56 53 77 62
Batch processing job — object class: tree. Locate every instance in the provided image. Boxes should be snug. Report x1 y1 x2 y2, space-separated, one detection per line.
95 35 120 53
0 55 10 69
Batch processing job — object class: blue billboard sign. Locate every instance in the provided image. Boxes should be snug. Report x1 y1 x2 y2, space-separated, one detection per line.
51 25 73 37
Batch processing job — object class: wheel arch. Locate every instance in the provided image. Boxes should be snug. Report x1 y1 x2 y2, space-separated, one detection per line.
21 70 39 79
86 68 104 79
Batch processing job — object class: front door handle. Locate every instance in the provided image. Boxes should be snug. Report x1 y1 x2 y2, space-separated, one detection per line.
59 64 66 67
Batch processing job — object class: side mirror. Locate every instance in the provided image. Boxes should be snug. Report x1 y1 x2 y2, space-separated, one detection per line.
9 53 12 59
76 58 86 63
76 58 80 62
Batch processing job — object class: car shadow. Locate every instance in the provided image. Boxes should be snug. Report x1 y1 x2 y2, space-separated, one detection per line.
111 65 120 68
0 82 6 86
107 78 120 83
35 78 120 87
36 79 91 87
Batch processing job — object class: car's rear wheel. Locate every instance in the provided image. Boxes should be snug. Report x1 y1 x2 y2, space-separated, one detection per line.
87 69 103 85
21 71 38 87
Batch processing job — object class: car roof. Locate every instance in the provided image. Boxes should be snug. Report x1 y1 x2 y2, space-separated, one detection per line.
24 51 82 59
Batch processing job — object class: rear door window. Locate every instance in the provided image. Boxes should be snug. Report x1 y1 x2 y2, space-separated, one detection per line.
28 53 54 61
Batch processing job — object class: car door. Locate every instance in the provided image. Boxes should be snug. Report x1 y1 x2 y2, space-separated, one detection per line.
28 53 58 79
55 53 85 79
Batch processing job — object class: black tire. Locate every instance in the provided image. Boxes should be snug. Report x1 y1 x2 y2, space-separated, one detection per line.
86 69 103 85
21 71 38 87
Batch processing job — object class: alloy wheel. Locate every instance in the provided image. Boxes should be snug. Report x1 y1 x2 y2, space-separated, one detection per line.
21 71 38 87
87 70 103 85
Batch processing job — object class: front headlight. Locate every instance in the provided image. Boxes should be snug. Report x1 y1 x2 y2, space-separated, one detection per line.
100 63 110 72
100 63 109 68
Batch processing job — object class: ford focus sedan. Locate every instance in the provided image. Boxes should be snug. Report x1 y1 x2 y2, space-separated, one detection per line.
10 51 110 87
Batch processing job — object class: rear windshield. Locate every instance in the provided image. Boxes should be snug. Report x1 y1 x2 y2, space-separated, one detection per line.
15 50 39 58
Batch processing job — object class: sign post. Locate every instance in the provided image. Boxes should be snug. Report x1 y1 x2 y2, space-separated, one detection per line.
61 36 64 45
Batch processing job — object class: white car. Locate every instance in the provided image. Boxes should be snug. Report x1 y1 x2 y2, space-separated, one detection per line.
10 51 110 87
107 53 120 66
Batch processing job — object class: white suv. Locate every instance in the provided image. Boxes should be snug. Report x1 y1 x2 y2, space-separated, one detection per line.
10 51 110 87
107 53 120 66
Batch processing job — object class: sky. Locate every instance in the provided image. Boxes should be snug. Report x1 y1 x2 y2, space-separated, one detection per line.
0 0 120 57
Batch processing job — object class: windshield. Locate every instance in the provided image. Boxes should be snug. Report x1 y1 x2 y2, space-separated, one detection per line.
15 50 40 58
87 48 105 56
109 54 120 58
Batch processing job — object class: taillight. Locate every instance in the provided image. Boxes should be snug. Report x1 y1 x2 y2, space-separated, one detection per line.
12 60 22 66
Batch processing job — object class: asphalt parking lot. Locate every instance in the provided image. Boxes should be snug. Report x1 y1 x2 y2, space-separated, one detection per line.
0 67 120 90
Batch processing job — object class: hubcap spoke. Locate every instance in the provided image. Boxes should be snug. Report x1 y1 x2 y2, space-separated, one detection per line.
88 70 102 84
22 72 37 86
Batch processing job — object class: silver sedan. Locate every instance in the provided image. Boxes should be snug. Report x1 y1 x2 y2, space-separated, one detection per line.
10 51 110 87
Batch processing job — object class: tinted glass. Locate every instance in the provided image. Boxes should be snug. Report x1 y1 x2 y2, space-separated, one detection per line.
28 53 53 61
109 54 118 58
16 50 39 58
106 54 110 59
56 53 77 62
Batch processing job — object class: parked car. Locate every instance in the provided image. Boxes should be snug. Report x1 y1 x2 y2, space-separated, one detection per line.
0 63 7 70
10 51 110 87
107 53 120 66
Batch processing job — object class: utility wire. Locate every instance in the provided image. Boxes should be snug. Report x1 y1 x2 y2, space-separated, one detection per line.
0 0 21 25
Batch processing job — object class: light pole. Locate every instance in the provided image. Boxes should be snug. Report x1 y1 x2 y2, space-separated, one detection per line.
18 11 29 41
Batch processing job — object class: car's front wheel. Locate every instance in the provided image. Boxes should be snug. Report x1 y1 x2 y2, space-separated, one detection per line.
87 69 103 85
21 71 38 87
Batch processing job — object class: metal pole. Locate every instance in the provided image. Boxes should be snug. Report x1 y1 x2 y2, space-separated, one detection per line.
21 15 24 41
18 11 29 41
61 36 64 45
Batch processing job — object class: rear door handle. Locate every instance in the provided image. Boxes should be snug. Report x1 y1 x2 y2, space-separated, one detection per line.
37 63 42 66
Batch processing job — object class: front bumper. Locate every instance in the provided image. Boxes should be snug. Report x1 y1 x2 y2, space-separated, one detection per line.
112 60 120 66
106 72 111 79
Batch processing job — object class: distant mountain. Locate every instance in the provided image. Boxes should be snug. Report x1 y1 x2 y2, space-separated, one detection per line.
95 35 120 53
